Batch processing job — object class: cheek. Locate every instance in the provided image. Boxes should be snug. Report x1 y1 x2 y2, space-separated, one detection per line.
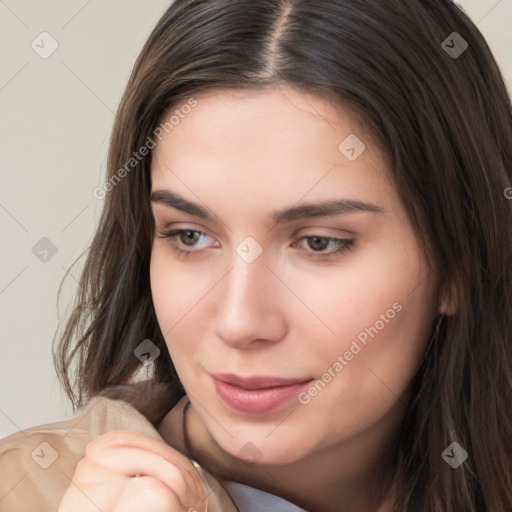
294 239 436 424
150 249 193 327
150 251 174 331
149 249 210 361
304 298 433 447
286 237 425 348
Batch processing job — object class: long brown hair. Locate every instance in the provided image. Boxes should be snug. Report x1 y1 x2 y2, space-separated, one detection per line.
53 0 512 509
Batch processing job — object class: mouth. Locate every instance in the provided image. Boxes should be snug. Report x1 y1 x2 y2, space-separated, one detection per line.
209 372 314 415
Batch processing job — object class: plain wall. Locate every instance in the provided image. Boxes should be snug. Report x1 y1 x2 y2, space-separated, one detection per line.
1 0 511 438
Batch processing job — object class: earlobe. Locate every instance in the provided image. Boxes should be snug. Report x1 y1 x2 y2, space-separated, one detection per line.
439 301 450 315
439 281 459 316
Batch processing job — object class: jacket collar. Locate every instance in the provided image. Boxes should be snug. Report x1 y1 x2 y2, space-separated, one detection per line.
97 379 185 426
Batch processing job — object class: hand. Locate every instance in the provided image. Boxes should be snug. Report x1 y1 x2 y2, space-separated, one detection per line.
58 430 208 512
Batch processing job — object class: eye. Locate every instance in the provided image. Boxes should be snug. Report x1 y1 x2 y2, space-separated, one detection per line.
157 229 214 259
157 230 355 261
293 235 355 260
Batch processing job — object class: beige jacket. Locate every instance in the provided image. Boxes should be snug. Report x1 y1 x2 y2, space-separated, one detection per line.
0 381 238 512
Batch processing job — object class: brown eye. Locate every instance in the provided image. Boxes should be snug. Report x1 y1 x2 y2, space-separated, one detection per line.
178 230 202 246
157 229 213 258
306 236 330 251
294 236 355 260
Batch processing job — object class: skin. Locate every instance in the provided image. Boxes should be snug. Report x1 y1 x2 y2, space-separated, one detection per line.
150 83 450 512
58 431 208 511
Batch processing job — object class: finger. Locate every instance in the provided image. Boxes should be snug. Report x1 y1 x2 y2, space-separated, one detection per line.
82 445 191 502
87 431 189 463
59 474 185 512
86 431 206 498
64 459 205 512
87 431 199 480
113 476 184 512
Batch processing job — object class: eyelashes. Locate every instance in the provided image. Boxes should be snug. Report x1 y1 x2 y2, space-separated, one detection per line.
157 229 355 261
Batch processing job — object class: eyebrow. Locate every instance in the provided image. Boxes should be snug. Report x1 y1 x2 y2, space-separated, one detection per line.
150 189 385 225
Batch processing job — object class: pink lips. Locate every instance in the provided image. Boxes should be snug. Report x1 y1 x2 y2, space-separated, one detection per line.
210 372 313 415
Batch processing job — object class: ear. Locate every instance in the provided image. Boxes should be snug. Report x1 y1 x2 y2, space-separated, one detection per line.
439 280 459 316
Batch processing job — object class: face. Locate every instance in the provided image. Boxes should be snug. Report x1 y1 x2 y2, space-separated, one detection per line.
149 83 440 465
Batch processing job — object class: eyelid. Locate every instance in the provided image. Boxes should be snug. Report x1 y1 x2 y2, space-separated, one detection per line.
157 227 355 262
155 220 220 239
156 224 355 243
156 218 357 237
296 227 357 238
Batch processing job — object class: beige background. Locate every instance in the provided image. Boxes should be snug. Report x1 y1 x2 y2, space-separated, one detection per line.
1 0 511 438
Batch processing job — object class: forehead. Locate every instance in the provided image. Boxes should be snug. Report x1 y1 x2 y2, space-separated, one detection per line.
154 84 362 156
150 84 393 210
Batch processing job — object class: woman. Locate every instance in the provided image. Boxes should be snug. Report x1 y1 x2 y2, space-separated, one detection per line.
1 0 511 510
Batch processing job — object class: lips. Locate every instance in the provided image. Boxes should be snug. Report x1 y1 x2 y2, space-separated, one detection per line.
210 372 313 390
210 372 314 415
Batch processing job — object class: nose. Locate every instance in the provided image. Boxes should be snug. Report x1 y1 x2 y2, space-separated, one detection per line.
212 247 287 349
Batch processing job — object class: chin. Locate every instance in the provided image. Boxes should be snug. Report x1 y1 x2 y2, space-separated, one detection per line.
218 435 306 466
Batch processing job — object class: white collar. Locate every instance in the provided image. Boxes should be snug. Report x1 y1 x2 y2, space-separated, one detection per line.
222 479 310 512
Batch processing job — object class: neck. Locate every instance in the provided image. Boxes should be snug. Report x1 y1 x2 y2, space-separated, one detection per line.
158 397 403 512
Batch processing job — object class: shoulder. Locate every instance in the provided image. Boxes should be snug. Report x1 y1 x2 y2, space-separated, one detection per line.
0 393 155 511
0 399 94 511
0 381 213 511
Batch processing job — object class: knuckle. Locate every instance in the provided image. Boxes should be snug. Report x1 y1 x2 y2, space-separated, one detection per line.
135 476 179 508
85 430 137 455
72 456 90 479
